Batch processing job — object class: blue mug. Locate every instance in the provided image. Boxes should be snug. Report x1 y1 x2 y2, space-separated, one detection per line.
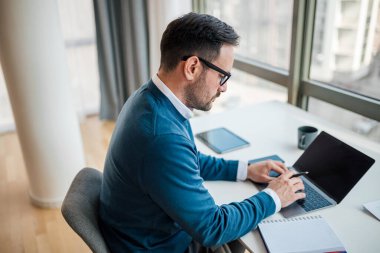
298 126 318 150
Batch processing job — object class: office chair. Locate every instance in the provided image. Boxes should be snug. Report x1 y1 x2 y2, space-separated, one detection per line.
61 167 111 253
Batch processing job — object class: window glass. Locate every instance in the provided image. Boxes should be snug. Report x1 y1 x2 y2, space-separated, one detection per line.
0 0 99 133
194 68 287 116
58 0 99 117
0 65 13 132
204 0 293 70
308 97 380 144
310 0 380 101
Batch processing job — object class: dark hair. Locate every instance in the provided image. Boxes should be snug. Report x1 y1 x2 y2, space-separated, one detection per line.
160 12 239 72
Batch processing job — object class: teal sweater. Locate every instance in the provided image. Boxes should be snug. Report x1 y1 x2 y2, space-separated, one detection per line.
99 80 275 252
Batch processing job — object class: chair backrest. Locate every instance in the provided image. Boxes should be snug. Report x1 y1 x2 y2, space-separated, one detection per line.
61 167 110 253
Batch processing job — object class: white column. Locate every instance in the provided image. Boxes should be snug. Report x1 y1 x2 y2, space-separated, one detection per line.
0 0 85 207
148 0 192 76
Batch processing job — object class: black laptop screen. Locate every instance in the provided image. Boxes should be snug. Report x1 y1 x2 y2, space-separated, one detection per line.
293 131 375 203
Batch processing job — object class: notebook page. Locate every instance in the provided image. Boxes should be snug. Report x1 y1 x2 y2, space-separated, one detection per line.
258 215 346 253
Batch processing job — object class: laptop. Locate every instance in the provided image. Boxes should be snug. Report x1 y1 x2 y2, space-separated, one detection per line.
281 131 375 218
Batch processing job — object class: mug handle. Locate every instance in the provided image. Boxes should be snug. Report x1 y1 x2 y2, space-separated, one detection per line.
300 135 306 148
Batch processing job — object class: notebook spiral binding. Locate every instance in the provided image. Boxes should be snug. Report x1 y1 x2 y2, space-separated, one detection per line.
261 215 322 224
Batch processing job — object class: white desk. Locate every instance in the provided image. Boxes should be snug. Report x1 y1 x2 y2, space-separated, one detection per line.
190 101 380 253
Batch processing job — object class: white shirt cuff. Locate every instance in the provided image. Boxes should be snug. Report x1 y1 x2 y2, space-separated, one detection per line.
262 188 281 213
236 160 248 181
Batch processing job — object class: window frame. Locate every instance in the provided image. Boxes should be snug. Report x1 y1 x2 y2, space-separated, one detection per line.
194 0 380 122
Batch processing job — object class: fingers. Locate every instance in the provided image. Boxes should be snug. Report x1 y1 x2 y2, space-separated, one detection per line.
294 192 306 201
291 178 306 201
292 181 305 193
273 161 288 171
266 160 287 175
279 170 295 179
289 177 303 186
258 172 279 182
267 169 307 207
281 172 306 195
263 175 282 182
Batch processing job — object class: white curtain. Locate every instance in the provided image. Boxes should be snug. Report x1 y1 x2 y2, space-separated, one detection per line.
147 0 192 76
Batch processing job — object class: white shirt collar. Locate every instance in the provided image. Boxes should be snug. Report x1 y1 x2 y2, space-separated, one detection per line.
152 74 193 119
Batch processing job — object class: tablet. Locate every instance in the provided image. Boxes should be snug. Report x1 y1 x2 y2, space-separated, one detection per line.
195 127 250 154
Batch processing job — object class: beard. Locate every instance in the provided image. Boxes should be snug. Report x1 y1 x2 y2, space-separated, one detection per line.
185 72 220 111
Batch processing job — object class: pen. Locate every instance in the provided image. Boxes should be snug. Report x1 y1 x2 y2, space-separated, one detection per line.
290 171 309 178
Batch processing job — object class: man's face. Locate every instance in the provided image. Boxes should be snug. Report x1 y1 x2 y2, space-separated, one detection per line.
185 45 235 111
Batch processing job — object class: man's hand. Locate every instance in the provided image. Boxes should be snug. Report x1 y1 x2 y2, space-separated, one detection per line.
247 160 287 183
267 170 306 208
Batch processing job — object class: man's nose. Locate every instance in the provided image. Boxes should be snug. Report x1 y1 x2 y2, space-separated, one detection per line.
219 83 228 93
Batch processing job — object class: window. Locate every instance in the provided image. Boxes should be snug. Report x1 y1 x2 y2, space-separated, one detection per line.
0 66 13 132
308 97 380 142
0 0 98 133
195 0 380 144
310 0 380 101
196 0 291 117
204 0 293 70
58 0 99 118
306 0 380 141
195 69 287 116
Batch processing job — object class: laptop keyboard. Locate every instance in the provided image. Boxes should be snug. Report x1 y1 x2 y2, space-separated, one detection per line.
297 182 331 211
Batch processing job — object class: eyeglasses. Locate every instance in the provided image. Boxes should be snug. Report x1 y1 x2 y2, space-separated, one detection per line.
181 56 231 86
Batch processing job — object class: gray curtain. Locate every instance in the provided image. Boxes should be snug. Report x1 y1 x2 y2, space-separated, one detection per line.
94 0 150 120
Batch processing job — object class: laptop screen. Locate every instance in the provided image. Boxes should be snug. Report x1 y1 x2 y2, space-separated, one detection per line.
293 131 375 203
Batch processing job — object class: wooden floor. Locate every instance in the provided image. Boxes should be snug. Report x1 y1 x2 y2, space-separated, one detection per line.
0 116 115 253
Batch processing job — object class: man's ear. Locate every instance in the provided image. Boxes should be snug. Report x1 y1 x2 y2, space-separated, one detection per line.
183 56 202 81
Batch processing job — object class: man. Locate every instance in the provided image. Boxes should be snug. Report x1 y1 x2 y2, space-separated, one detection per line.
99 12 305 253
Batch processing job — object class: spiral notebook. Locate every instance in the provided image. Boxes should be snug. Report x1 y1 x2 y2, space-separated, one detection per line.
258 215 346 253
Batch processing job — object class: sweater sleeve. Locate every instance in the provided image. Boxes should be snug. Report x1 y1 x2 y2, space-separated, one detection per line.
197 152 238 181
141 134 275 247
